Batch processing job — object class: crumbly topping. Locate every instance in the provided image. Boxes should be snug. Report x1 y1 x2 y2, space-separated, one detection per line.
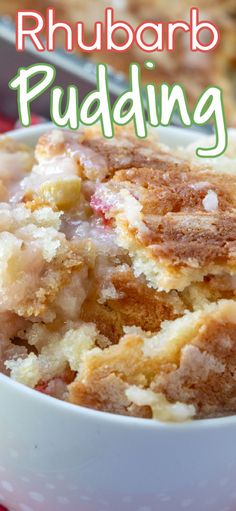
92 160 236 290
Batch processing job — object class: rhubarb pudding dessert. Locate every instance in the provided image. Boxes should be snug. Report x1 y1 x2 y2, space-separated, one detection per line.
1 125 236 422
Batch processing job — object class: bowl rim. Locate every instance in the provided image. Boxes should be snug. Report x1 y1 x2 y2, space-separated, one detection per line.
1 122 235 431
1 371 236 432
4 122 209 146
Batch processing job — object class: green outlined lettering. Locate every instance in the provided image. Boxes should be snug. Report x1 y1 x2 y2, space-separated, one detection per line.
9 63 55 126
9 62 228 157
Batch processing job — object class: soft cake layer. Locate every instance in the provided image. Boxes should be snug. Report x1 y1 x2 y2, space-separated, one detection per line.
69 300 236 420
0 202 84 317
80 266 184 343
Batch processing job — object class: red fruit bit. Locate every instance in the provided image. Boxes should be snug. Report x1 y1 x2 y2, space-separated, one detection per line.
35 370 76 395
90 195 112 226
129 190 139 201
35 382 50 395
90 195 108 215
101 215 112 227
0 505 8 510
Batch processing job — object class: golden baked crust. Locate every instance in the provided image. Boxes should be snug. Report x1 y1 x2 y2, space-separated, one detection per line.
69 300 236 420
35 126 187 182
92 162 236 291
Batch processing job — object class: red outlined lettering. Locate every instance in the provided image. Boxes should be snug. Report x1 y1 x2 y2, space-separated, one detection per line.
16 10 45 52
168 21 190 51
190 7 220 52
15 7 220 55
106 7 134 52
136 22 164 52
46 8 74 52
76 22 102 52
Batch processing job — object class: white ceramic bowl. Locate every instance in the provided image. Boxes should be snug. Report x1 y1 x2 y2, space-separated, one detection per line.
0 125 235 511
